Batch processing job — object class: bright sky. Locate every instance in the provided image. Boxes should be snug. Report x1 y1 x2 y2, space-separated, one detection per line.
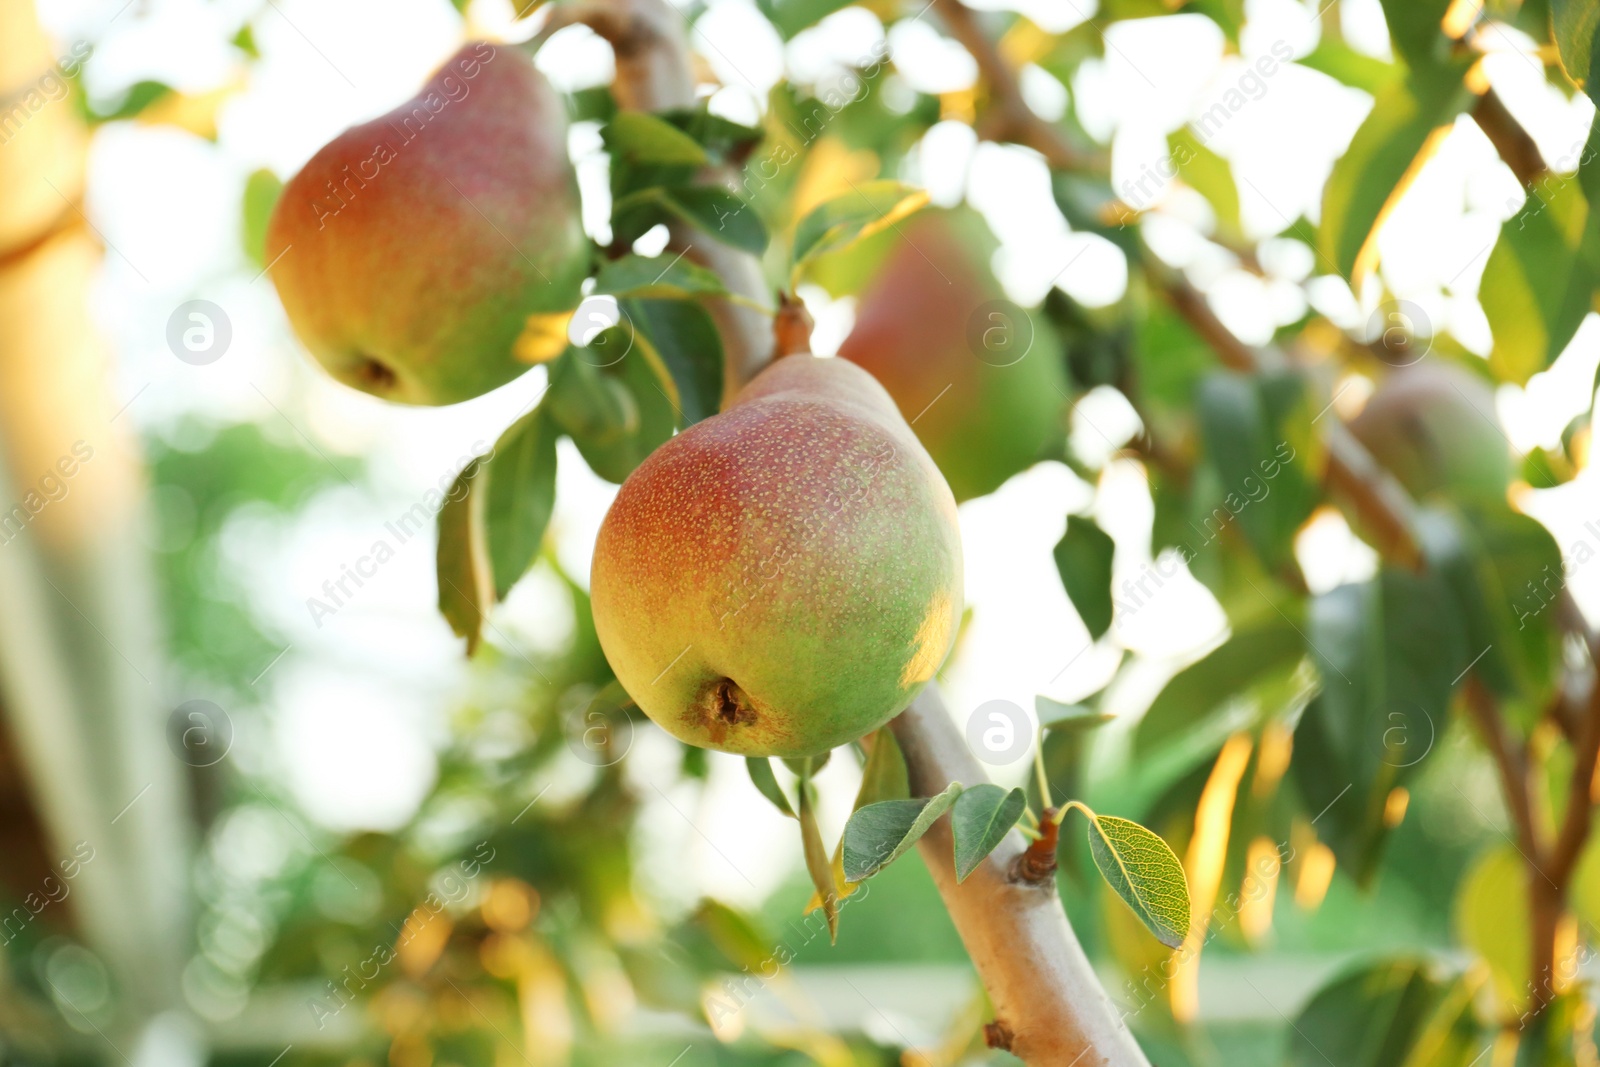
34 0 1600 909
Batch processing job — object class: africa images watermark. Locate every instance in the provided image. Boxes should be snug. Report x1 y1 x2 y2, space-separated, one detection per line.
716 436 899 631
703 876 875 1029
1112 440 1297 619
1121 39 1293 211
1512 517 1600 630
0 441 96 548
304 440 490 628
709 38 894 238
0 840 97 946
303 41 499 230
0 40 91 147
306 840 496 1028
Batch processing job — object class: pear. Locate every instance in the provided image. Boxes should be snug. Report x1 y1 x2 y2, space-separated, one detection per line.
590 355 963 758
838 210 1067 501
1349 362 1511 501
265 42 588 406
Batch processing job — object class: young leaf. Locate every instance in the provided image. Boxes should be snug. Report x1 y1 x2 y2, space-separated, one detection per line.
546 349 639 445
1035 696 1114 734
1166 128 1239 237
594 253 728 300
950 785 1026 882
241 168 282 269
623 298 724 426
841 784 962 883
797 778 839 941
483 408 559 599
791 181 930 278
1479 176 1597 385
805 727 910 915
1053 516 1115 640
854 726 910 807
1319 63 1472 283
662 186 769 255
435 459 492 654
746 757 795 818
1083 811 1191 949
602 112 709 167
1553 0 1600 106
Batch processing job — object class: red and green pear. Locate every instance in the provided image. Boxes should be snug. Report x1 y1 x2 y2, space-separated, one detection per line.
1349 361 1512 501
838 209 1068 502
590 355 963 758
266 42 588 406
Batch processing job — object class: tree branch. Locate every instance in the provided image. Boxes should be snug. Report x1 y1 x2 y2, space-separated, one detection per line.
892 688 1150 1064
572 2 1147 1061
1470 88 1547 188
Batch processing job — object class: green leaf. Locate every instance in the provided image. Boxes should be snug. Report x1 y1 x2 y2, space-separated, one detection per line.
1083 812 1191 949
1297 40 1397 94
662 186 769 255
746 757 795 818
1167 127 1239 237
482 408 559 599
594 253 728 300
623 298 725 426
1290 959 1482 1067
435 459 492 654
854 726 910 807
1417 502 1563 712
1454 845 1530 1013
1194 369 1322 568
1319 63 1471 282
602 111 709 167
1053 516 1115 640
1377 0 1453 70
1035 696 1114 734
1134 611 1308 755
1480 174 1599 385
566 330 678 483
546 349 640 445
1514 989 1590 1067
950 785 1025 882
1553 0 1600 106
797 778 839 940
241 168 282 269
791 180 930 278
656 108 764 160
1293 568 1467 883
841 784 963 883
84 79 173 124
756 0 855 37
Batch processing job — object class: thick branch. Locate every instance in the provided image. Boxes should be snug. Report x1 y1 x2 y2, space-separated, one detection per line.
892 688 1149 1065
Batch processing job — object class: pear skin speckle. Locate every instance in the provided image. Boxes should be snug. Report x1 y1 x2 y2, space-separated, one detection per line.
590 356 964 758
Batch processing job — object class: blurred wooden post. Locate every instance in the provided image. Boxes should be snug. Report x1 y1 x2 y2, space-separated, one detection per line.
0 0 192 1044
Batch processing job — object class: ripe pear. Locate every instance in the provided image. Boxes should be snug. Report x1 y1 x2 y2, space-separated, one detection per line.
1349 362 1512 501
590 355 963 758
265 42 588 406
838 210 1068 502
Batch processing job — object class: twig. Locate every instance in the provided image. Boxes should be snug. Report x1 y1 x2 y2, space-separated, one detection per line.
932 0 1105 173
1470 88 1547 187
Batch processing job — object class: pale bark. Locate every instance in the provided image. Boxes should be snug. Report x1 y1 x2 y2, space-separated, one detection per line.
0 0 191 1034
